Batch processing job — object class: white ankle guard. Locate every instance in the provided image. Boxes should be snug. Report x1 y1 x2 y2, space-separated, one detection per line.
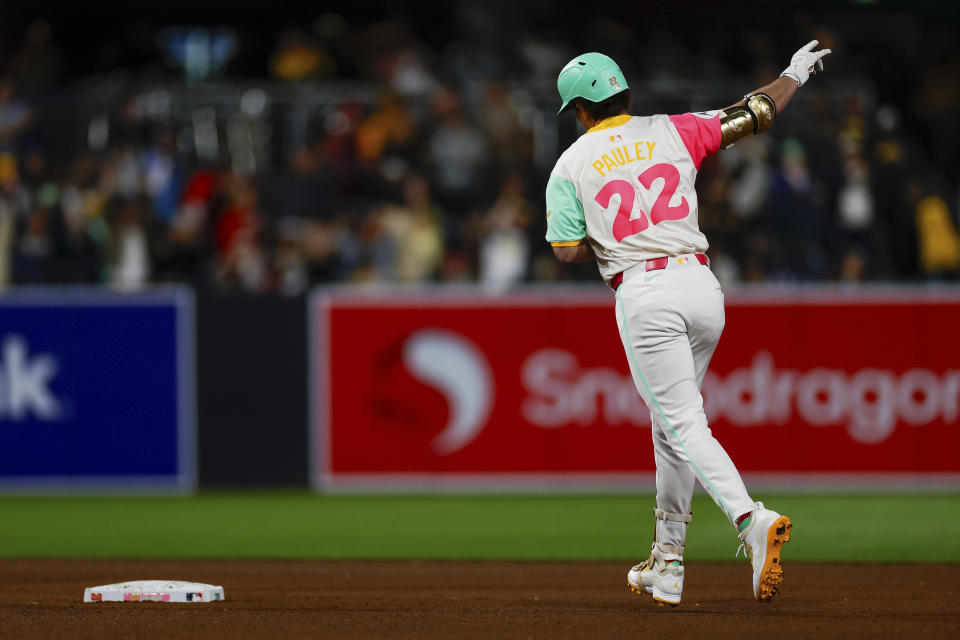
652 507 692 556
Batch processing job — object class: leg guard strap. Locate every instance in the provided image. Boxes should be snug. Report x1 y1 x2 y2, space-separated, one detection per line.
654 507 693 524
655 541 685 556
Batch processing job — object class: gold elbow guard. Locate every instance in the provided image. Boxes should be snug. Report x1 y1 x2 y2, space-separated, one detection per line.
720 92 777 149
747 93 776 133
719 107 756 149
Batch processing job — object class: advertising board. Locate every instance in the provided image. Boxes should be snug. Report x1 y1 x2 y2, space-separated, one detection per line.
0 287 195 492
311 286 960 490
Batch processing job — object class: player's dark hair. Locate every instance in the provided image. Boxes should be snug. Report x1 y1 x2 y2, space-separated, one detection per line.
574 89 632 122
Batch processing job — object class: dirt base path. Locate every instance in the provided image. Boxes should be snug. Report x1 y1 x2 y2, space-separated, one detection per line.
1 560 958 639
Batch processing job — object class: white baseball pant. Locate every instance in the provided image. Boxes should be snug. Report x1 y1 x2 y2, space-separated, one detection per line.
614 256 755 555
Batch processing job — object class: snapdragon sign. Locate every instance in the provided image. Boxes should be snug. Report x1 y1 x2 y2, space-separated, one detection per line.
0 288 194 491
311 287 960 490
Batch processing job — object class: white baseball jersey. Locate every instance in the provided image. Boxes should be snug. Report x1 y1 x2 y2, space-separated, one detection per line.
545 113 723 285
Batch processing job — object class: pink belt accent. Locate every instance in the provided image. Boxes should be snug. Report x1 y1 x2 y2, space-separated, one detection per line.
611 253 709 291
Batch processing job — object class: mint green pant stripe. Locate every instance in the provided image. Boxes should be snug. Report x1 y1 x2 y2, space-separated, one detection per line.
616 287 733 521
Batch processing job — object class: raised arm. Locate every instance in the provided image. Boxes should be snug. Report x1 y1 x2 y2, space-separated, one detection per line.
719 40 832 149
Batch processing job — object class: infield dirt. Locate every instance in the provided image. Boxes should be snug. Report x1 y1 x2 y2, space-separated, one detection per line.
1 560 957 639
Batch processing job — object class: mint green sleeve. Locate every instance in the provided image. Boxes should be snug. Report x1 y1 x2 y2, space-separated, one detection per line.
545 173 586 244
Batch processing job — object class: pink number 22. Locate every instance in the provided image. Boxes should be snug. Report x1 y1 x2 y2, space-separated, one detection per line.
594 163 689 242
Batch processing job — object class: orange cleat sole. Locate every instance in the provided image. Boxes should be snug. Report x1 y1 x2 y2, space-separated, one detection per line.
757 516 792 602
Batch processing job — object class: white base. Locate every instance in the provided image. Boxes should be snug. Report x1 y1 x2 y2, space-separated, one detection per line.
84 580 224 603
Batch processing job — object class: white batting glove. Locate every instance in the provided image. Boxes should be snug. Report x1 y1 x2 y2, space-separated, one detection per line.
780 40 832 87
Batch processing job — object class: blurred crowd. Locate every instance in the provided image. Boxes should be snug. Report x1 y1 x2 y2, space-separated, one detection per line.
0 7 958 294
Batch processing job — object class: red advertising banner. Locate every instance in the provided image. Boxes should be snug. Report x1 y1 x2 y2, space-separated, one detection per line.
311 287 960 490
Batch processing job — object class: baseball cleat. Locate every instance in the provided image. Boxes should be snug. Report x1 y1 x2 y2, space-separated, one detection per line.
627 546 683 606
737 502 792 602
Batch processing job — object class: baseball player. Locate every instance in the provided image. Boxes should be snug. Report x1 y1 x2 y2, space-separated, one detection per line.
546 42 831 605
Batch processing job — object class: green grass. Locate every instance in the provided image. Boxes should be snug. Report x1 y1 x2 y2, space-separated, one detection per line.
1 492 958 562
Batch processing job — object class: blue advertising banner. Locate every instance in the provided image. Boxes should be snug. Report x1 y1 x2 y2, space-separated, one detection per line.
0 287 195 492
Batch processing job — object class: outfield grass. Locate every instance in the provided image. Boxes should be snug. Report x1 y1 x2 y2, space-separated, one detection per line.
1 492 958 563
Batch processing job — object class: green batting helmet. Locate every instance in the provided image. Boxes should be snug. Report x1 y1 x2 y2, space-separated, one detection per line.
556 52 629 116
